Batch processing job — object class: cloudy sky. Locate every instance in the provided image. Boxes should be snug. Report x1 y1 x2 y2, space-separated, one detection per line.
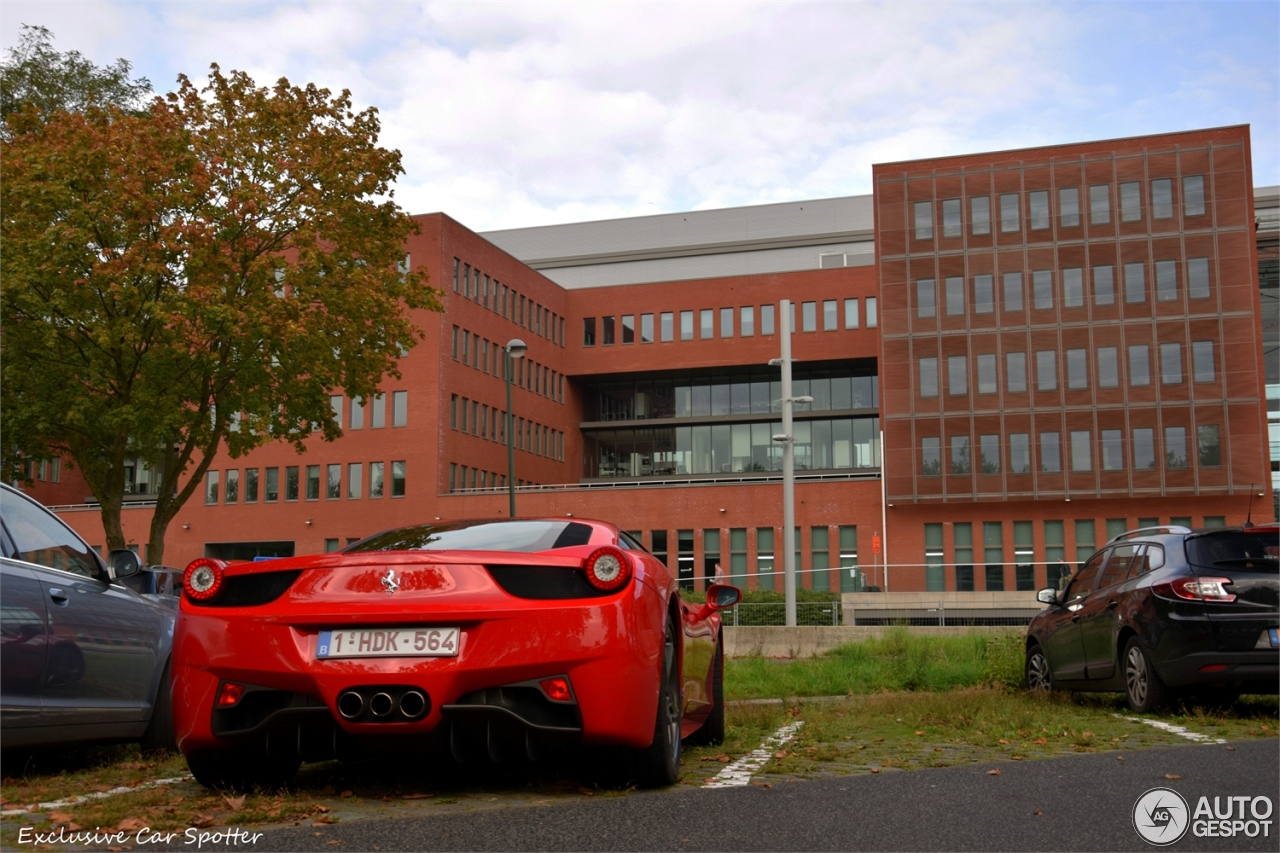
4 1 1276 230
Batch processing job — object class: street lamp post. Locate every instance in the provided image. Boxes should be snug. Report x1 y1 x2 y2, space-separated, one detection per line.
769 300 811 628
504 338 527 518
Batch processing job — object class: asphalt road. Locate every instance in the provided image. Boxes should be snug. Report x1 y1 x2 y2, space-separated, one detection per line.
171 739 1277 852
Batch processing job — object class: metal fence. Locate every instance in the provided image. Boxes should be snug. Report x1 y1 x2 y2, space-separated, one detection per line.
721 601 842 627
720 603 1041 627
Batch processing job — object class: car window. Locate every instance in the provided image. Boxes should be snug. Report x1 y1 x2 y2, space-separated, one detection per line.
619 531 648 553
1186 531 1280 570
346 520 596 553
1098 544 1140 589
1138 545 1164 573
0 488 102 579
1063 551 1106 603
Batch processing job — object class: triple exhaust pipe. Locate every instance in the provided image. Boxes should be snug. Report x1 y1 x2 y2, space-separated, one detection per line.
337 687 428 721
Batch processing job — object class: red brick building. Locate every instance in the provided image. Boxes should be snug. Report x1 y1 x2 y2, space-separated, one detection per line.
33 125 1275 595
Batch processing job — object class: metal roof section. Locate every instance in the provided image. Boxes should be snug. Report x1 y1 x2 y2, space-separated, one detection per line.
480 194 874 289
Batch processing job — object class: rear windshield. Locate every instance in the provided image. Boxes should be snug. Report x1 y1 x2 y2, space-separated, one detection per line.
1186 531 1280 572
346 520 597 553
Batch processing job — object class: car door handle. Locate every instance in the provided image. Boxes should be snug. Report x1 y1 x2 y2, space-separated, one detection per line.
1071 614 1080 623
48 588 69 604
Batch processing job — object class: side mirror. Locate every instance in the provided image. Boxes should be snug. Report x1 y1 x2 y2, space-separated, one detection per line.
108 549 142 580
705 583 741 610
1036 587 1059 606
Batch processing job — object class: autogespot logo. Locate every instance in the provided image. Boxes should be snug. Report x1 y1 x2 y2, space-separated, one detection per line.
1133 787 1190 846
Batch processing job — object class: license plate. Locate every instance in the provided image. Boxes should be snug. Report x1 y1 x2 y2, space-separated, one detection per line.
317 627 459 659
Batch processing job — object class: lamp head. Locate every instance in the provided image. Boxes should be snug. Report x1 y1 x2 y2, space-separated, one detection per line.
505 338 527 359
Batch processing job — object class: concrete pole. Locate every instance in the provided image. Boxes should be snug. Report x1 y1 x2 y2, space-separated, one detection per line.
780 300 796 628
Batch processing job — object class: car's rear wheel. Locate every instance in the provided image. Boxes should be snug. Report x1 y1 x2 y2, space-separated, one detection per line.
140 658 176 755
690 631 725 745
186 747 300 791
1124 637 1169 714
1025 643 1053 694
628 614 681 787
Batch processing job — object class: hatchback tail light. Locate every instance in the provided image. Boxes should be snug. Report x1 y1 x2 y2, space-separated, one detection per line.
583 546 632 592
184 558 227 602
1153 576 1236 603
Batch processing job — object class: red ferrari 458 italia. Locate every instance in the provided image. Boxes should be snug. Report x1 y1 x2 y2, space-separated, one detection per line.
172 518 740 789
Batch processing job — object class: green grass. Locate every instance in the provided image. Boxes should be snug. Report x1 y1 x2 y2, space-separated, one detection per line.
725 627 1024 699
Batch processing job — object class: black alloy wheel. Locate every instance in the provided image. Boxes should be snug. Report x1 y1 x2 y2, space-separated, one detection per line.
1025 643 1053 694
1124 636 1170 714
630 614 682 787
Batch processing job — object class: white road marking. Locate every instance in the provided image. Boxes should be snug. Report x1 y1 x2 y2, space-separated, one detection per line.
0 775 192 816
1118 715 1227 744
702 720 804 788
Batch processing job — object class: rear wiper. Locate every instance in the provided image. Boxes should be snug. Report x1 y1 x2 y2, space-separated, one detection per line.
1212 557 1279 567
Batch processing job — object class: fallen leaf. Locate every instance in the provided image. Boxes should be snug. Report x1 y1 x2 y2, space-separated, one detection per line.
1033 810 1042 816
915 730 924 736
313 815 336 825
192 815 216 829
108 847 123 852
869 768 881 774
1082 732 1095 739
998 739 1010 745
872 738 884 742
844 735 852 740
774 750 788 758
1033 738 1048 745
986 769 1001 776
1012 755 1025 761
340 790 353 798
1164 774 1181 780
223 795 246 811
577 787 594 797
1117 756 1126 762
266 808 282 817
327 840 343 845
117 817 145 831
401 793 434 800
933 747 942 752
758 783 772 789
704 777 717 783
1226 746 1236 751
49 811 75 824
315 804 331 813
717 756 731 764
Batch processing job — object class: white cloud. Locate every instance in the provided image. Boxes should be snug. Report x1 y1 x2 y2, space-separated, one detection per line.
4 1 1276 230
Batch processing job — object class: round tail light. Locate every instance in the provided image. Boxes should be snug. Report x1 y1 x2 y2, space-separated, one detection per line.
184 558 227 602
583 546 632 592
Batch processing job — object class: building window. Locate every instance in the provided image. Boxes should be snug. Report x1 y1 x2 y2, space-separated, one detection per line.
1133 428 1156 470
973 275 993 314
1009 433 1030 474
370 461 384 497
865 297 877 328
1089 185 1110 225
916 279 936 318
224 469 239 504
1066 349 1088 390
810 527 831 592
452 258 460 292
1192 341 1215 383
923 523 944 591
1098 347 1119 388
761 304 776 335
984 522 1004 590
1151 178 1173 219
349 397 364 430
265 467 279 502
1014 521 1035 590
680 311 694 341
1101 430 1123 470
1036 350 1057 391
1063 268 1083 308
660 312 674 342
1044 520 1068 588
1155 260 1177 301
1075 519 1097 563
638 313 653 343
755 527 774 591
324 539 339 553
954 523 974 591
947 356 967 396
1183 175 1205 216
941 198 961 237
822 300 838 331
999 193 1020 233
919 357 938 397
326 464 341 499
676 529 695 589
392 391 407 427
583 317 596 346
1187 258 1210 299
391 461 406 497
597 316 612 346
1033 270 1053 310
206 470 219 505
370 394 386 428
950 435 971 475
1059 187 1080 227
1165 426 1188 469
971 196 991 235
740 306 755 336
843 299 859 329
306 465 320 500
1160 343 1182 385
347 463 362 499
1129 345 1151 386
286 466 299 501
1198 425 1221 466
922 436 941 475
980 434 1000 474
801 301 817 333
1006 352 1027 393
976 354 997 394
914 201 933 240
1003 272 1023 312
1029 190 1050 230
1093 265 1115 306
720 307 734 338
1040 432 1061 473
1070 430 1092 472
945 277 964 316
1120 181 1142 222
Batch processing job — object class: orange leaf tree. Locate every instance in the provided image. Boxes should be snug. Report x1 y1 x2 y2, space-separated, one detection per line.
1 65 441 564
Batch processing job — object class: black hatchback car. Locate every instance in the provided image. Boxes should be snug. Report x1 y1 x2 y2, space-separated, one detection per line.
1025 524 1278 712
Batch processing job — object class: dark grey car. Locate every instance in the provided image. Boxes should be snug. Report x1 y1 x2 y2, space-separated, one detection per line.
0 484 176 751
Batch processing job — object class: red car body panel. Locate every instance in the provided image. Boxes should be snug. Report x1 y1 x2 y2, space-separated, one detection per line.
172 520 723 758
